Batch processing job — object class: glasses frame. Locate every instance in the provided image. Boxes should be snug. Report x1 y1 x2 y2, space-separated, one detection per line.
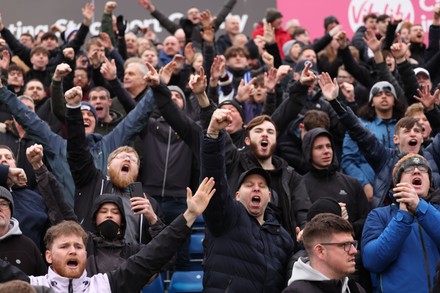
0 202 10 210
320 240 358 252
403 165 429 174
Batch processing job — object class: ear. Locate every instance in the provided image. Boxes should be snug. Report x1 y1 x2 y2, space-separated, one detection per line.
244 136 250 146
299 123 305 140
393 133 399 145
235 191 240 200
314 244 325 260
45 249 53 264
108 99 113 106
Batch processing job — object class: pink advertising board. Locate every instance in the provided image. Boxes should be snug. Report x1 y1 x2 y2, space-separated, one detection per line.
277 0 439 43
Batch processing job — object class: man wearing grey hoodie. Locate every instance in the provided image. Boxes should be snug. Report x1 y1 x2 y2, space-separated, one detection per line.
0 186 47 276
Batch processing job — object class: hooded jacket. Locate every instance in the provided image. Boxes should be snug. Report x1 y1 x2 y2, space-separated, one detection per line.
283 257 366 293
0 218 47 276
0 214 193 293
302 128 369 239
93 108 125 136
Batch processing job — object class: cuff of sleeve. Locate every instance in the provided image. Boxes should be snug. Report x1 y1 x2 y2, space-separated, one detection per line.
66 103 81 109
395 209 414 224
415 198 429 217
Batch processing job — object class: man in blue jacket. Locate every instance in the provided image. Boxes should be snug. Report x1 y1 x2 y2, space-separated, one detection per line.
361 153 440 293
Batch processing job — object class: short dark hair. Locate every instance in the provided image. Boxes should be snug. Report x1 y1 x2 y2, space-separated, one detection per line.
302 213 353 255
377 14 390 22
7 64 25 76
44 220 88 250
292 27 307 38
40 31 58 42
245 115 276 137
363 13 378 23
20 33 34 42
303 110 330 131
0 145 15 161
224 46 249 60
89 86 111 100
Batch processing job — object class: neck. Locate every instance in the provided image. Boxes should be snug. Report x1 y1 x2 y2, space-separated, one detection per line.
14 122 26 138
0 224 9 237
310 259 345 280
103 114 112 123
128 87 145 99
376 110 392 120
258 157 275 170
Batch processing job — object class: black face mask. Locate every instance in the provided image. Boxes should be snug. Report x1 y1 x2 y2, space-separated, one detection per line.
97 220 120 241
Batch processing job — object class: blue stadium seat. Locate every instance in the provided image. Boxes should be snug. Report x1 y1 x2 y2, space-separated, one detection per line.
142 273 164 293
168 271 204 293
189 233 204 270
192 214 205 232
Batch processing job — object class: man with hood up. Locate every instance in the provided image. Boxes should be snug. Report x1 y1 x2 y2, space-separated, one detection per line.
25 143 166 277
302 128 369 240
0 185 47 276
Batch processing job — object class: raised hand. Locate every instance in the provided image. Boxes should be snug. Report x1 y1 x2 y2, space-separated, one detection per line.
390 34 409 61
276 65 292 84
299 61 317 87
7 168 27 188
26 144 44 170
261 51 274 69
184 177 216 226
413 84 439 111
104 1 117 14
64 86 83 106
335 31 348 49
159 61 177 85
184 42 195 64
188 67 207 95
63 47 75 60
100 55 117 81
340 82 355 102
263 22 275 44
207 108 233 136
99 32 114 51
363 29 384 53
53 63 72 81
236 78 257 103
210 55 226 82
138 0 155 12
130 196 158 224
82 2 95 26
200 9 215 28
143 62 160 87
0 50 10 71
201 25 215 44
317 72 339 101
264 67 278 93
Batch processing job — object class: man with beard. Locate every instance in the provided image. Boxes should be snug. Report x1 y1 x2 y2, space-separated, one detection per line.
0 177 216 293
65 83 161 244
211 110 311 241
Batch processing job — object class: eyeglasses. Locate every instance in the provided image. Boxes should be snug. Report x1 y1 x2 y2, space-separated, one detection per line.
403 165 429 174
0 202 10 210
320 240 358 252
114 154 138 163
74 74 88 79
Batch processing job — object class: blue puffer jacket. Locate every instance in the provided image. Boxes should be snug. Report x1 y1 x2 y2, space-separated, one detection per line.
0 87 154 207
201 131 294 293
361 200 440 293
331 99 440 208
342 116 396 187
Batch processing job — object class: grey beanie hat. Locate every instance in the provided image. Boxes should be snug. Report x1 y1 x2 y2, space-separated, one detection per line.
168 85 186 109
0 186 14 215
369 81 397 102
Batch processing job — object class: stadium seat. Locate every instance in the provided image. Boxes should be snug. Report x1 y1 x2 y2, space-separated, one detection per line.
142 273 164 293
168 271 204 293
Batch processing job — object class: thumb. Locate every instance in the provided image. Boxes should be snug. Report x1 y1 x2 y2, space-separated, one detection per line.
295 226 301 235
186 187 193 200
111 59 115 66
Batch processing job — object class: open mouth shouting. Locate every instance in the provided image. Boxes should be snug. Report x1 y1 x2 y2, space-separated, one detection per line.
121 163 130 174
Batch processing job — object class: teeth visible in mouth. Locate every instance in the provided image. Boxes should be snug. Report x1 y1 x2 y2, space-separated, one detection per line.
252 196 260 202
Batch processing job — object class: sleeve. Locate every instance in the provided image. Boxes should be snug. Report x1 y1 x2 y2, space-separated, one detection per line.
66 105 100 188
342 133 371 187
426 25 440 62
361 208 414 273
338 46 373 89
0 27 32 67
107 214 191 293
201 131 239 236
100 86 155 149
66 22 89 53
312 33 333 54
0 259 30 283
415 200 440 246
50 79 67 122
34 164 78 225
150 8 180 34
108 78 137 113
383 23 397 51
101 13 116 46
396 60 420 105
213 0 237 31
